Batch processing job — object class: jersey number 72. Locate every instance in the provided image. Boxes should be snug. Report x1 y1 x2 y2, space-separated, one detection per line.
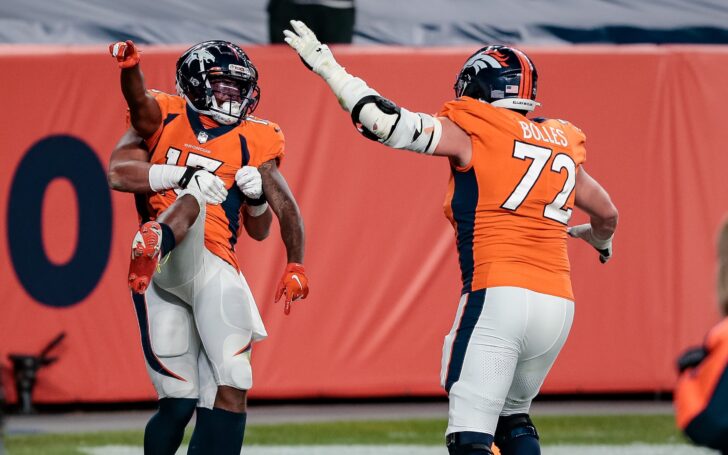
501 141 576 224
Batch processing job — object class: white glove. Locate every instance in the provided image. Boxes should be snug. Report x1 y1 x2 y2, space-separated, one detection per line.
185 169 228 205
567 223 613 264
283 20 380 114
283 20 341 80
235 166 263 200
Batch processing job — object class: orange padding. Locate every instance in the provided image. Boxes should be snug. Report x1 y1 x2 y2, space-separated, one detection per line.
1 45 727 403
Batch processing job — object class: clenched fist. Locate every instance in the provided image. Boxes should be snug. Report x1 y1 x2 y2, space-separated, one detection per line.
109 40 141 69
235 166 263 200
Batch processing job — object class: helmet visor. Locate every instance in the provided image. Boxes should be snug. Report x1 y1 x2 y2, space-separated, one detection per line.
209 76 245 105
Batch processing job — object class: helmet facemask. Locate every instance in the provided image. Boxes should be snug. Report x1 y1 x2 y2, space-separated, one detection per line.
205 74 259 125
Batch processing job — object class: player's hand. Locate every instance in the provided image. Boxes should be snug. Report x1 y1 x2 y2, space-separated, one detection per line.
283 20 340 80
676 346 708 373
109 40 141 69
184 169 228 205
567 223 613 264
275 263 309 315
235 166 263 200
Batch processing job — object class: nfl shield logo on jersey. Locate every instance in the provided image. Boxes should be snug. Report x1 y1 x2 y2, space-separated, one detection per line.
197 131 208 143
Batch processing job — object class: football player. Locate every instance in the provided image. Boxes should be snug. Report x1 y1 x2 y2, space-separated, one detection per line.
108 40 308 455
674 220 728 454
285 21 618 455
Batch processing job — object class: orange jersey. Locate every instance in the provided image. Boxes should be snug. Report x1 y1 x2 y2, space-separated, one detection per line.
675 317 728 436
440 97 587 300
137 91 284 269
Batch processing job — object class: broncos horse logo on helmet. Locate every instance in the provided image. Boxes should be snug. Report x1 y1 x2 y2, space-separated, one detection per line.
454 45 539 112
183 48 216 70
176 40 260 125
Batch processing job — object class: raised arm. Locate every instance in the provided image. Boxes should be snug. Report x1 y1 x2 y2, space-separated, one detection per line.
258 159 308 314
568 168 619 263
284 20 471 168
109 40 162 139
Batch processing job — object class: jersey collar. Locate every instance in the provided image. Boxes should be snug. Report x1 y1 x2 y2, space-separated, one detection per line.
185 104 238 143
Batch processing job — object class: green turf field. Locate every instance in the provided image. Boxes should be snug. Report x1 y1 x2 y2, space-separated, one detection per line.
5 414 691 455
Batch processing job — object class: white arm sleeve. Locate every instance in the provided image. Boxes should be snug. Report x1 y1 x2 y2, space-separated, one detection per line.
325 66 379 111
325 66 442 154
148 164 185 192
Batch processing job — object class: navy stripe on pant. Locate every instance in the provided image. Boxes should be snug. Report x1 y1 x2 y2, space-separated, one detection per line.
132 291 183 380
445 289 487 393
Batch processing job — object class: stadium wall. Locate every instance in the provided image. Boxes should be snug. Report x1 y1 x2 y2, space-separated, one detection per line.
1 45 727 403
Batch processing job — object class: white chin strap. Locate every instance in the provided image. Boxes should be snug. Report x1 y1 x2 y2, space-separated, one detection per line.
183 96 243 125
491 98 541 112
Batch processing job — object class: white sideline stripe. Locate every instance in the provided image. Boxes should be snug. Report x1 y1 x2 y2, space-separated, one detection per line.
544 445 717 454
79 444 719 455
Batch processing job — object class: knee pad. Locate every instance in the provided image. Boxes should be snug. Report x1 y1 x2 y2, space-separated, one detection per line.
221 335 253 390
495 413 539 447
222 355 252 390
446 431 494 455
151 306 191 358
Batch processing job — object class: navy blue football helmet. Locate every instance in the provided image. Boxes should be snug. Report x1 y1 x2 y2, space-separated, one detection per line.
176 40 260 125
454 45 539 112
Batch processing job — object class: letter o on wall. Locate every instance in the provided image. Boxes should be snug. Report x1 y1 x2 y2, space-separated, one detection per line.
7 135 112 308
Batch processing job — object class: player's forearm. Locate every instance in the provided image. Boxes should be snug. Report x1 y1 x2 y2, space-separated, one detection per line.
120 66 147 109
120 66 161 138
584 183 619 239
278 205 305 263
107 160 154 193
108 160 188 194
267 186 305 262
589 211 618 240
243 208 272 241
259 160 305 263
574 169 618 239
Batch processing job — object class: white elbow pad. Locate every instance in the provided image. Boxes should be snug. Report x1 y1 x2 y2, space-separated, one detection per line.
351 96 442 155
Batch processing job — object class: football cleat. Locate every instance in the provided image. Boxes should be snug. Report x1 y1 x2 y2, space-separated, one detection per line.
128 221 162 294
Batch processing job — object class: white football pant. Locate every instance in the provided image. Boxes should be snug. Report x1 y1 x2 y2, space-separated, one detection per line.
441 286 574 436
131 189 267 409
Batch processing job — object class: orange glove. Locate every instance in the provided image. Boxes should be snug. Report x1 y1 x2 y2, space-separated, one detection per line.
275 263 309 315
109 40 141 68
